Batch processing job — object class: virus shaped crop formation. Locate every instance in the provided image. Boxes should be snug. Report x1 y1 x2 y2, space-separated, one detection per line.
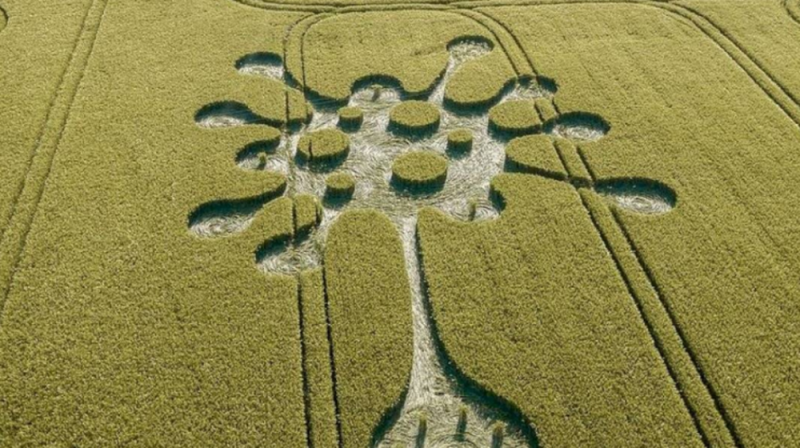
188 36 677 447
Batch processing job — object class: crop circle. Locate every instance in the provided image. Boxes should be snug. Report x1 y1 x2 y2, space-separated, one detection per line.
389 101 441 135
391 151 448 193
595 178 676 214
0 8 6 34
447 129 473 154
546 112 610 141
297 129 350 165
325 172 356 198
338 106 363 131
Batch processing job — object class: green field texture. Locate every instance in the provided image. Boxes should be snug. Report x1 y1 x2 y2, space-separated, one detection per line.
485 3 800 445
0 0 96 290
324 210 413 447
299 269 338 448
0 1 310 445
418 174 704 447
1 0 800 447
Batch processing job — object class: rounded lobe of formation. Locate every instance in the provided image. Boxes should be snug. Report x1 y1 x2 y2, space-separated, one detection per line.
293 194 322 236
489 99 542 135
594 178 676 214
505 134 567 179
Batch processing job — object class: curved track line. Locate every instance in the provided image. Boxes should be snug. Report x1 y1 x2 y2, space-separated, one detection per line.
0 6 7 34
232 0 800 129
454 9 532 76
784 0 800 26
664 2 800 126
291 8 517 100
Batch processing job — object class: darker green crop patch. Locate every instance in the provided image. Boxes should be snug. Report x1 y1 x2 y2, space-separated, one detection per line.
338 106 363 132
488 100 542 137
325 172 356 200
296 129 350 170
389 101 441 137
447 129 473 156
390 151 448 196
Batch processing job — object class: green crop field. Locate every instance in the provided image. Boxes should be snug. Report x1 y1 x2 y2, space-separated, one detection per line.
1 0 800 446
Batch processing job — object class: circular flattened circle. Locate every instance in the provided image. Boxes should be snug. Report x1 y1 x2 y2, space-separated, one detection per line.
447 128 473 154
594 178 676 215
325 172 356 198
297 129 350 164
488 100 541 135
389 100 440 135
391 151 448 192
236 52 284 79
546 112 609 142
0 7 6 34
338 106 363 131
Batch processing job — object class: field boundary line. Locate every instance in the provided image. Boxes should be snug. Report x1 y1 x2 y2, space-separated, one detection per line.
228 0 800 126
650 2 800 277
289 13 345 447
470 7 740 446
320 267 344 448
468 8 537 75
453 9 532 76
0 0 110 322
281 12 320 448
296 279 314 447
0 0 96 253
298 270 340 448
608 206 745 447
286 13 330 92
577 190 714 447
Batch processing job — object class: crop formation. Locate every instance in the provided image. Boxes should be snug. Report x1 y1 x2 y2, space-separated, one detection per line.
0 1 799 447
189 17 675 447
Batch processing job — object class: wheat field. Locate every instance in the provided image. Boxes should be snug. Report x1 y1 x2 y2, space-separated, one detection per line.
1 0 799 446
